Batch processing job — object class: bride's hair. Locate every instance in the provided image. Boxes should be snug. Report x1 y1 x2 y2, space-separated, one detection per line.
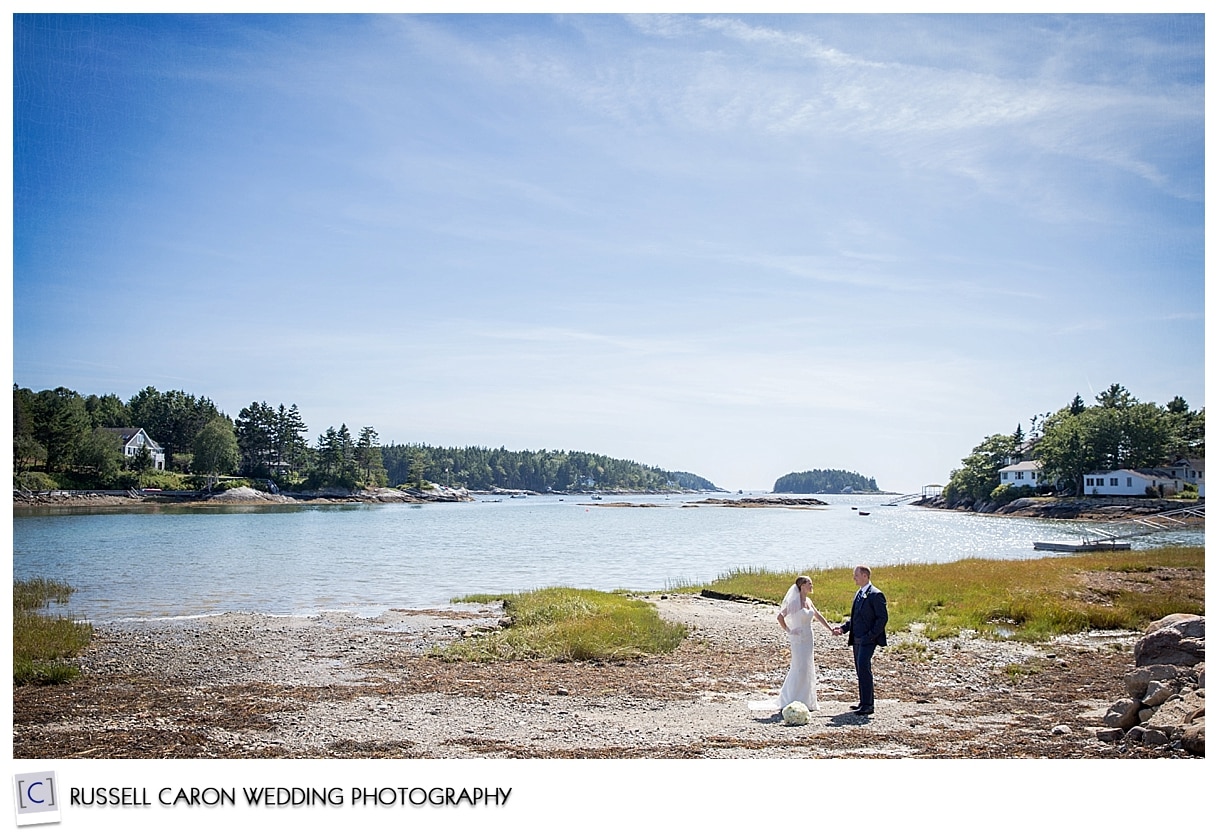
796 576 812 590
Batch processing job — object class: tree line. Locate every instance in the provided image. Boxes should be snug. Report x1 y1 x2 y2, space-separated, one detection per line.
13 384 719 493
379 444 717 493
943 383 1204 506
772 469 881 494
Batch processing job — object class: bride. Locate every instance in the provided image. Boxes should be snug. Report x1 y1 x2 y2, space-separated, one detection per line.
776 576 834 711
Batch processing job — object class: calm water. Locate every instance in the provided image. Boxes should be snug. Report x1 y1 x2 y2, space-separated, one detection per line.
12 493 1203 622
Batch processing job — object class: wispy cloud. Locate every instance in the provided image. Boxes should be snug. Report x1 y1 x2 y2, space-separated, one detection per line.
13 14 1203 490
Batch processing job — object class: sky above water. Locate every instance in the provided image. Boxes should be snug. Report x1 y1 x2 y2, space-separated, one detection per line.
9 12 1206 492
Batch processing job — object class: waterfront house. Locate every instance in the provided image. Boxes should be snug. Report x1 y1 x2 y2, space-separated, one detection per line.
998 460 1043 488
1082 468 1184 497
101 427 166 470
1167 458 1205 496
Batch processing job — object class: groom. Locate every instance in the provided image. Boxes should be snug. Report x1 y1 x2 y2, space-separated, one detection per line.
833 565 888 716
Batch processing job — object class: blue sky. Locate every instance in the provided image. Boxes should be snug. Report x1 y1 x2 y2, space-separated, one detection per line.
10 13 1206 492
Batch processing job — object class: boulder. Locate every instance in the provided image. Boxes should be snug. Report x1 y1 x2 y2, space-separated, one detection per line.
1095 727 1124 743
1146 613 1204 634
1141 679 1179 708
1134 616 1205 667
1139 728 1171 746
1124 664 1179 699
1181 718 1204 756
1104 698 1143 730
1142 690 1205 736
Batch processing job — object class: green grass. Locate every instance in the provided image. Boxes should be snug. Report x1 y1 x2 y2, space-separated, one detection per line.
436 587 687 662
670 546 1204 642
13 578 93 685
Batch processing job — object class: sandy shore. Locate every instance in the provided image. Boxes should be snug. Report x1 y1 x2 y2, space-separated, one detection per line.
12 593 1186 759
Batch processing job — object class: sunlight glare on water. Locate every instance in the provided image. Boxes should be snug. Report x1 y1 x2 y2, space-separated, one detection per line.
12 494 1201 621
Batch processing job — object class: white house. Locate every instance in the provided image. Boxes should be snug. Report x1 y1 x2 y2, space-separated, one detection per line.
1082 469 1183 497
998 460 1043 489
1167 458 1205 497
102 427 166 470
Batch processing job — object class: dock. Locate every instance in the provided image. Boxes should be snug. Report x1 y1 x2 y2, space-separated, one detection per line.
1033 503 1204 552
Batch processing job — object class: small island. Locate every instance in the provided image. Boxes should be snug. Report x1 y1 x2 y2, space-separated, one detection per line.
772 469 883 495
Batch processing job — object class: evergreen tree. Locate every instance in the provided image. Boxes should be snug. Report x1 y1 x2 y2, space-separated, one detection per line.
127 387 222 469
84 393 130 429
357 426 387 487
34 387 90 472
275 404 310 477
236 401 276 476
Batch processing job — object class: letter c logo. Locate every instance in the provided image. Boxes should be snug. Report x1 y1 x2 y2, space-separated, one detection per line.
26 781 46 804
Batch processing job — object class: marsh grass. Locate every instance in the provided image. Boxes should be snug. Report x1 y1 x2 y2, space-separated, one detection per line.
671 546 1203 642
13 578 93 685
438 587 687 662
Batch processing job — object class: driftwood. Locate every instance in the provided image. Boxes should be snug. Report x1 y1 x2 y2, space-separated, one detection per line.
699 589 772 605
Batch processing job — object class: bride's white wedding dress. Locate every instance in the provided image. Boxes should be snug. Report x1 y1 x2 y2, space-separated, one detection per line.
777 603 819 711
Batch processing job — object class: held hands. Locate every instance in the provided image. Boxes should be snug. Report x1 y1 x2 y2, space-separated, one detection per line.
831 626 843 636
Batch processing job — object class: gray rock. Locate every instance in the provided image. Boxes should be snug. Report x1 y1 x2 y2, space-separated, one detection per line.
1126 725 1146 743
1104 698 1143 730
1181 718 1204 756
1140 728 1171 746
1143 690 1205 735
1142 679 1179 708
1139 707 1158 724
1125 665 1179 699
1134 618 1206 667
1145 613 1204 635
1197 662 1206 690
1095 727 1124 743
1051 724 1071 735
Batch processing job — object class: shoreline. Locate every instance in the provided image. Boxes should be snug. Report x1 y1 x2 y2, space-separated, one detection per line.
15 489 1201 522
12 593 1194 759
914 495 1204 522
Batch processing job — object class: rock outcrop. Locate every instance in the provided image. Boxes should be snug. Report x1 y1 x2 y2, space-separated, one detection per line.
1100 614 1204 755
915 495 1202 520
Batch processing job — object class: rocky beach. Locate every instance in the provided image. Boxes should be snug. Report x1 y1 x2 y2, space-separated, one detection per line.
12 591 1203 759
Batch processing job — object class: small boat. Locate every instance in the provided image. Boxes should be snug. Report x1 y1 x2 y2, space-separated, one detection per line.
858 511 870 516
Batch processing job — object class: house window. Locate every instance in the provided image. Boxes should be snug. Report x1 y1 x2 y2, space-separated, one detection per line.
1085 478 1093 486
1001 472 1008 481
1015 472 1023 480
1127 478 1132 487
1110 478 1118 487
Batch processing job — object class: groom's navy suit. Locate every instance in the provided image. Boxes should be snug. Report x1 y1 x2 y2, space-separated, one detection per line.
841 584 888 711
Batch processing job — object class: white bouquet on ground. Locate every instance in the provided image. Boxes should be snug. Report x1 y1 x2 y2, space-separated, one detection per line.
782 702 811 725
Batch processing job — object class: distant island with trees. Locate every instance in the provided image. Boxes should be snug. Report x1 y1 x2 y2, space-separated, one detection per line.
773 469 882 494
12 384 721 495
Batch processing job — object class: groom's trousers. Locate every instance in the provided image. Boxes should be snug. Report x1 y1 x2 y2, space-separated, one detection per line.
853 641 877 708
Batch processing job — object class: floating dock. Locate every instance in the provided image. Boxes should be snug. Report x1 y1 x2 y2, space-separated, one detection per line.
1033 540 1132 552
1032 504 1203 552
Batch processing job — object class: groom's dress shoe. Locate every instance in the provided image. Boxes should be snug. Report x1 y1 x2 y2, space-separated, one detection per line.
855 707 874 716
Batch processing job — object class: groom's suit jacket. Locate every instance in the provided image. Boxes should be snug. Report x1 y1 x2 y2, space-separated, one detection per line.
843 585 888 647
